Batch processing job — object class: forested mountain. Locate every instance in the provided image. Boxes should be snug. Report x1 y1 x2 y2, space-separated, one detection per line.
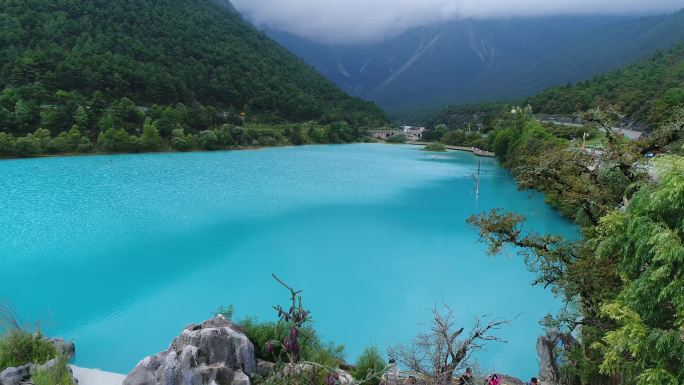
266 11 684 111
0 0 387 140
527 44 684 127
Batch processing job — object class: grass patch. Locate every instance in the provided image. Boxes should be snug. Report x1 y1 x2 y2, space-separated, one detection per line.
423 142 447 152
32 355 73 385
0 329 58 371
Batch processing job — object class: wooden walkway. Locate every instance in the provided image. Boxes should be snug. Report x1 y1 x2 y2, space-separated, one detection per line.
411 142 496 157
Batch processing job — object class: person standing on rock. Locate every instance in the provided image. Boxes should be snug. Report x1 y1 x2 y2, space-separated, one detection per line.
458 367 474 385
382 359 399 385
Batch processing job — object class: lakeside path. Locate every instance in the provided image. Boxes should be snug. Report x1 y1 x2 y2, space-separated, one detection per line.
71 366 125 385
410 142 496 157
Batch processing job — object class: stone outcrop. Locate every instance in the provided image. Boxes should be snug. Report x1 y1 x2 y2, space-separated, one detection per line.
124 315 256 385
0 338 77 385
497 374 524 385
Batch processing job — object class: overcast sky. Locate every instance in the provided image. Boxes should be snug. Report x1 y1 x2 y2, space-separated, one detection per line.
231 0 683 44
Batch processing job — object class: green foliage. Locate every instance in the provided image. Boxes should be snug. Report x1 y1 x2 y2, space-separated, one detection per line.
528 44 684 126
424 103 507 133
422 143 447 152
0 0 387 142
543 123 600 141
0 329 58 371
353 346 385 385
440 130 492 151
591 157 684 383
386 134 407 144
32 355 73 385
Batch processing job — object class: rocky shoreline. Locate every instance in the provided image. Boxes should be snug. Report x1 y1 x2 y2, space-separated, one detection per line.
1 316 564 385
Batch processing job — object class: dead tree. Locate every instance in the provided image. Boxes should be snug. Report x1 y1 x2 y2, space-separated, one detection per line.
388 305 510 385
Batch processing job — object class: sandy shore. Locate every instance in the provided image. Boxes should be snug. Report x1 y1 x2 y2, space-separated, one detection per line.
71 365 126 385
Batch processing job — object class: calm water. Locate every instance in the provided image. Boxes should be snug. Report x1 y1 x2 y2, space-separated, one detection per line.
0 144 576 378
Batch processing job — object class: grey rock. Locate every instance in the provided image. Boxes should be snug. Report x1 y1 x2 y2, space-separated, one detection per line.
0 364 32 385
336 369 354 385
31 358 57 374
498 374 524 385
124 315 256 385
48 337 76 360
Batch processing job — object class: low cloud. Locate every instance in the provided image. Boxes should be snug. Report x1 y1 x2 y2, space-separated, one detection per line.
231 0 683 44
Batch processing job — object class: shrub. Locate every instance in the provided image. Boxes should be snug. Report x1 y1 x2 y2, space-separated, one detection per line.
216 305 345 366
353 346 386 385
13 135 41 157
0 329 58 371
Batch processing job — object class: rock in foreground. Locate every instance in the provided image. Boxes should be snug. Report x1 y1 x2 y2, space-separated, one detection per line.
124 315 256 385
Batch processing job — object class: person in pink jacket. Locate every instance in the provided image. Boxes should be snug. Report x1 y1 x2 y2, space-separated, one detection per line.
486 374 501 385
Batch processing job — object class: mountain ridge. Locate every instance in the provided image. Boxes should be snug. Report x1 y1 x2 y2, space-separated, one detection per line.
265 11 684 111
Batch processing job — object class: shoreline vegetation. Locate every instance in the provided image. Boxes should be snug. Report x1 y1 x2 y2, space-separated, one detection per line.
463 105 684 384
0 121 385 161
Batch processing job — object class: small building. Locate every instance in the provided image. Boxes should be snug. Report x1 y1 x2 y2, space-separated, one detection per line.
401 126 426 141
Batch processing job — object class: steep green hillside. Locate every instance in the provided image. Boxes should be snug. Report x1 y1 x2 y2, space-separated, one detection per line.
0 0 386 139
527 44 684 126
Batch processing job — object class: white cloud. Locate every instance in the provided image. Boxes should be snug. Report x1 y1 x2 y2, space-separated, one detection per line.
231 0 683 44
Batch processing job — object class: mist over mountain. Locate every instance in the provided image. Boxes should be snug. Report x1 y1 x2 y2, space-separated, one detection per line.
264 11 684 111
234 0 684 44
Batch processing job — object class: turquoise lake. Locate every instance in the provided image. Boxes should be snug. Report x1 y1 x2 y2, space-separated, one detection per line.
0 144 577 379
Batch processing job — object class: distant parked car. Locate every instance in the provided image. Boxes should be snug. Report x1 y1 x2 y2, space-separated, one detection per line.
646 152 655 158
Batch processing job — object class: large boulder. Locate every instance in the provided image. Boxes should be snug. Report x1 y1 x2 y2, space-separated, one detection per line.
124 315 256 385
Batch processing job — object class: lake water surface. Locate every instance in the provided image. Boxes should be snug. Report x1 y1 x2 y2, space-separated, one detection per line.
0 144 576 379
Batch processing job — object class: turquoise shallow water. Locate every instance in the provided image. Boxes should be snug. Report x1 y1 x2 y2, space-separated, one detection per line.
0 144 576 379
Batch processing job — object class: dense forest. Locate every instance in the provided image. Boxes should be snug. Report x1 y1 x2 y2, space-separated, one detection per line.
0 0 387 157
527 44 684 127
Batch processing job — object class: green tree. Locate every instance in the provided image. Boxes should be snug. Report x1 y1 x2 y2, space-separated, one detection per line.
73 106 89 129
139 118 165 151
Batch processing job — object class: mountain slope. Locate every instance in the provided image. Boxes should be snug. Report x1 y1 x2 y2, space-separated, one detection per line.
266 11 684 111
527 43 684 126
0 0 386 136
